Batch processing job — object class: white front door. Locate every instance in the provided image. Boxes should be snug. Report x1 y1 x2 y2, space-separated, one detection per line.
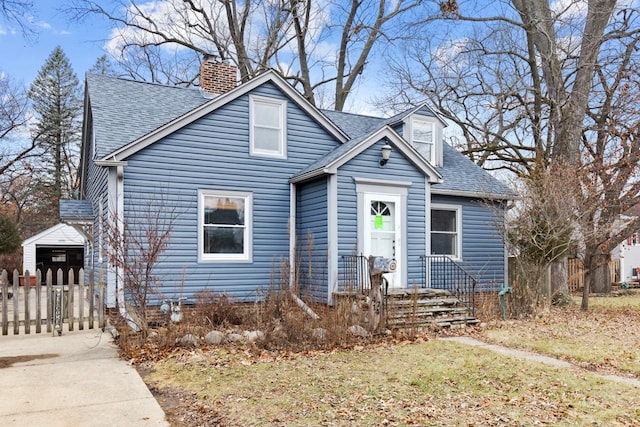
363 194 402 288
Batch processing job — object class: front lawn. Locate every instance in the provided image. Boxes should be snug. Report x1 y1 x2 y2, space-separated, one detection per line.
143 338 640 426
135 291 640 426
480 292 640 376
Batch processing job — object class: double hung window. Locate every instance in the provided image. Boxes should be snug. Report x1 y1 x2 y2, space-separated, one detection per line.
250 96 286 158
412 119 434 163
431 206 460 258
199 190 252 261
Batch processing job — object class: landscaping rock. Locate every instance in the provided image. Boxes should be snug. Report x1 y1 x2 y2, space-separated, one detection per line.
204 330 225 345
349 325 369 338
227 333 244 343
243 330 265 342
178 333 200 347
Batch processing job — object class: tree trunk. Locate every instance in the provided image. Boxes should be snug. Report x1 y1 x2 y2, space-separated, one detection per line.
549 256 568 296
581 270 590 310
590 257 611 293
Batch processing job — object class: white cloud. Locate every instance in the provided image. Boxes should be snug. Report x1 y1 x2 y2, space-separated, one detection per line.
0 27 6 36
35 21 52 30
104 0 337 66
433 37 470 72
550 0 588 20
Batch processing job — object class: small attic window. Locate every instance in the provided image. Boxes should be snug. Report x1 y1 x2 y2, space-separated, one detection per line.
411 118 434 163
250 95 287 159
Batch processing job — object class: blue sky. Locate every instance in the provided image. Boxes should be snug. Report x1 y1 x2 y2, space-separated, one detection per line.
0 1 385 114
0 2 112 85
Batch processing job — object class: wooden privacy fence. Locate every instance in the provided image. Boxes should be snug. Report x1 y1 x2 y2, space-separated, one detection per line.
567 258 584 292
0 268 106 336
509 258 620 293
568 258 620 292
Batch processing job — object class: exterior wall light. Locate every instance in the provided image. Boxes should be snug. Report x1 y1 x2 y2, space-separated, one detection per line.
380 144 392 166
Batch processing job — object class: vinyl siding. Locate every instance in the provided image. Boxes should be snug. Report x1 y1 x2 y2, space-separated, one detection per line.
431 195 505 291
296 177 328 302
120 82 340 301
336 139 427 288
86 152 108 272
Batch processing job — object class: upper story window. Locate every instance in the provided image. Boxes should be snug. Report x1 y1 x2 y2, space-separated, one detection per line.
412 118 435 163
431 205 461 259
199 190 253 262
250 95 287 159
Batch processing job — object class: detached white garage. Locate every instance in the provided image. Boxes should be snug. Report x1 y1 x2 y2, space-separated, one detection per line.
22 223 86 284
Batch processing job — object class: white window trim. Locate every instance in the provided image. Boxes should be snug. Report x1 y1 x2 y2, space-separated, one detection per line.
198 189 253 262
431 203 462 260
249 95 287 159
411 117 435 163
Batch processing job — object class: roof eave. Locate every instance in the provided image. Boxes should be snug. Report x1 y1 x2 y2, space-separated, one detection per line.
290 168 332 184
431 188 517 200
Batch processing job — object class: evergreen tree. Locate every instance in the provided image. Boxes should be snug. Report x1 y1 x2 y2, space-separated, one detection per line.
90 54 117 75
0 214 21 254
28 46 82 219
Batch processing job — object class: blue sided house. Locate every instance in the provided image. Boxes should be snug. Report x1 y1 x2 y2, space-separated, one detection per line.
61 60 514 318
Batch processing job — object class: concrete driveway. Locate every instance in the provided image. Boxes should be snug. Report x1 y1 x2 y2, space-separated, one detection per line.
0 329 168 426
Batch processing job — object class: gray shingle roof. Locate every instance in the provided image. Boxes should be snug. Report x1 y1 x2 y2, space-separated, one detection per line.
87 73 209 158
60 200 93 222
320 110 384 137
293 128 381 179
86 74 513 198
434 143 514 196
319 110 514 198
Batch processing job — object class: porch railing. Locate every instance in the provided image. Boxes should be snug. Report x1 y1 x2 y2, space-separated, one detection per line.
420 255 476 315
340 255 371 293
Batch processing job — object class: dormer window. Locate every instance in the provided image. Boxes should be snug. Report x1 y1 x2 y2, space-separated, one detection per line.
411 118 434 163
250 95 287 159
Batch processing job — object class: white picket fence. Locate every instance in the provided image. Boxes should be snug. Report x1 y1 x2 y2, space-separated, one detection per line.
0 268 106 336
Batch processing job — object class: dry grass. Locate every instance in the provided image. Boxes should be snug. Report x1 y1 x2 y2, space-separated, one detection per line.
144 339 640 426
117 286 384 361
479 291 640 376
135 290 640 426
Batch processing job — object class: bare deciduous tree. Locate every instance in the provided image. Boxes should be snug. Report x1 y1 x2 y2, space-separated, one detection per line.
104 199 176 334
0 75 37 177
68 0 418 109
383 0 629 171
0 0 35 36
381 1 640 308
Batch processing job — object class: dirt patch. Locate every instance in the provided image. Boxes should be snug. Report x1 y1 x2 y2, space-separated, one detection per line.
0 354 58 368
138 364 231 427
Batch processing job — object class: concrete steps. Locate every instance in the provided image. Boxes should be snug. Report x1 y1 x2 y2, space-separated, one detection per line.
385 287 478 330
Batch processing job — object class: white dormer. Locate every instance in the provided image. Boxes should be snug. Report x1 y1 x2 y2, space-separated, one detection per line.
404 112 444 167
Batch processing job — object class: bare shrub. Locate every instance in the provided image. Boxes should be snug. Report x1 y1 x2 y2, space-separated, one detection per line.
193 290 244 328
474 291 501 321
104 197 176 336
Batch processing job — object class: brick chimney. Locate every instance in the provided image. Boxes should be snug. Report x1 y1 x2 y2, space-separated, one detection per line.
199 56 238 95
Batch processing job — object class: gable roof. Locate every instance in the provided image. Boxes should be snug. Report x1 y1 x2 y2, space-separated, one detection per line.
86 71 513 199
87 73 209 159
22 223 85 247
291 126 442 184
88 70 348 161
320 109 515 199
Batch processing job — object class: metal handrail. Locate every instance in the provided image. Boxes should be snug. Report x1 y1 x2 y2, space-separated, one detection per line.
420 255 476 316
340 255 371 293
